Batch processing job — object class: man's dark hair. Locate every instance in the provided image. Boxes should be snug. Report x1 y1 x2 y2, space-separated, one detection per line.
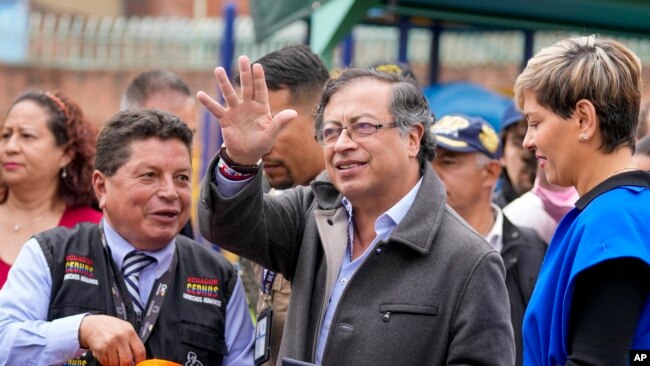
635 134 650 156
96 109 193 176
120 70 192 110
234 45 330 105
315 68 436 166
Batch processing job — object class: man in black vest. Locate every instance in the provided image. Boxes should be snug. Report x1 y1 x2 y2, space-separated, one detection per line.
0 110 254 365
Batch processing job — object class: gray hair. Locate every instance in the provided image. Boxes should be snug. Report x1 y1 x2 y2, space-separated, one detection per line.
638 101 650 140
635 135 650 157
474 152 495 168
315 68 436 165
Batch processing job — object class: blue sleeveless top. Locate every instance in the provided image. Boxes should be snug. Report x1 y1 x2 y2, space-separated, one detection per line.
523 175 650 366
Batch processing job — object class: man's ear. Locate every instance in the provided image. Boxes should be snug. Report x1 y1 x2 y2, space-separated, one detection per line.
408 124 425 158
574 99 598 141
483 160 502 188
92 170 108 210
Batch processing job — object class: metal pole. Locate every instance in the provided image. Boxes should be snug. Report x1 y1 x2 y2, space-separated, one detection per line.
341 32 354 67
429 23 441 84
522 30 533 72
398 16 409 63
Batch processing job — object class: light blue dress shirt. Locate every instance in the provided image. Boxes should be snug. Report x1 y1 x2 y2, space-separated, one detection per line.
104 220 175 308
0 220 255 365
314 179 422 364
215 169 422 364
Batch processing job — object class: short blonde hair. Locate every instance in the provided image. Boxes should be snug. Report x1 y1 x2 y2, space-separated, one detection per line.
514 35 642 153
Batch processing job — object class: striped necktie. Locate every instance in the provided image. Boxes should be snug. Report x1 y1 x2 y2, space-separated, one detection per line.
122 251 156 314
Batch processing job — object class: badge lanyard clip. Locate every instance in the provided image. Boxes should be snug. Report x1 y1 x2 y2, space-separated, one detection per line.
255 268 276 365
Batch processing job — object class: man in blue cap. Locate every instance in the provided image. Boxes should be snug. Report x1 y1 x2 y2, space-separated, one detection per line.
494 103 537 207
430 114 546 366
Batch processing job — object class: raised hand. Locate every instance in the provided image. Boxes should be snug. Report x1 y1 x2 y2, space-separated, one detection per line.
78 314 146 366
197 55 298 165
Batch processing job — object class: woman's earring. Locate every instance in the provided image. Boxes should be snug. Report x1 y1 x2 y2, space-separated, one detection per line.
579 133 588 142
61 168 67 179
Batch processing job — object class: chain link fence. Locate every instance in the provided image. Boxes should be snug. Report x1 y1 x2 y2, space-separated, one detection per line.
10 12 650 70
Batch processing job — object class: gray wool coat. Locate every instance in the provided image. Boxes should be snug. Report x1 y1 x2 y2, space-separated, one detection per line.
200 157 515 366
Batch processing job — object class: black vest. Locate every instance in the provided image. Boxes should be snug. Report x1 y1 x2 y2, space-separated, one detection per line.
36 223 236 366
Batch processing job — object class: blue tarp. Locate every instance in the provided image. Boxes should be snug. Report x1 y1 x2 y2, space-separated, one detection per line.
424 81 512 131
0 0 29 64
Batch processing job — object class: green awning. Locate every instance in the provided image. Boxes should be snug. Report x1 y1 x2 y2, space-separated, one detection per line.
251 0 650 57
250 0 324 42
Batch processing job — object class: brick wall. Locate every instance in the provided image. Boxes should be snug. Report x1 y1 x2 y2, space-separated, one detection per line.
33 0 250 18
0 65 217 130
120 0 250 18
2 62 649 131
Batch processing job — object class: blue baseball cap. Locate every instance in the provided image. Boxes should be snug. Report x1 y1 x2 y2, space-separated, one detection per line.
430 115 501 159
501 102 524 132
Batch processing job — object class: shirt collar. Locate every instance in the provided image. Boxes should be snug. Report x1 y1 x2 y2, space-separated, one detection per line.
342 178 423 234
485 203 504 253
102 218 175 277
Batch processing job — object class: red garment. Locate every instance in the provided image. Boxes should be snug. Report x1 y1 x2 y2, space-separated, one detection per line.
57 205 102 229
0 206 102 288
0 259 10 290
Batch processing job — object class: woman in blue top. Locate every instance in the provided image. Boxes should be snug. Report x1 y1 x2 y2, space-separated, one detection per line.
514 35 650 365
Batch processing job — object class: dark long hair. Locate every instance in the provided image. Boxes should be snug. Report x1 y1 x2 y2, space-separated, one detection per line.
9 90 98 207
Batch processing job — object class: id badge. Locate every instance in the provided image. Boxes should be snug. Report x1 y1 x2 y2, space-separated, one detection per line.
254 307 273 365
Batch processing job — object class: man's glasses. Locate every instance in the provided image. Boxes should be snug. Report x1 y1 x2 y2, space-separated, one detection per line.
314 121 398 147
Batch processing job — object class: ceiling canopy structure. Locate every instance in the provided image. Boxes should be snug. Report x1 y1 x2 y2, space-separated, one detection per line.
251 0 650 57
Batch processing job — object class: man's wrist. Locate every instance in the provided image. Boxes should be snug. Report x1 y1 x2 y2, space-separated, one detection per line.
77 313 92 349
218 158 255 181
218 146 260 175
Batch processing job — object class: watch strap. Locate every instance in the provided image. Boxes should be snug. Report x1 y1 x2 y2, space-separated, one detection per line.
218 146 260 174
